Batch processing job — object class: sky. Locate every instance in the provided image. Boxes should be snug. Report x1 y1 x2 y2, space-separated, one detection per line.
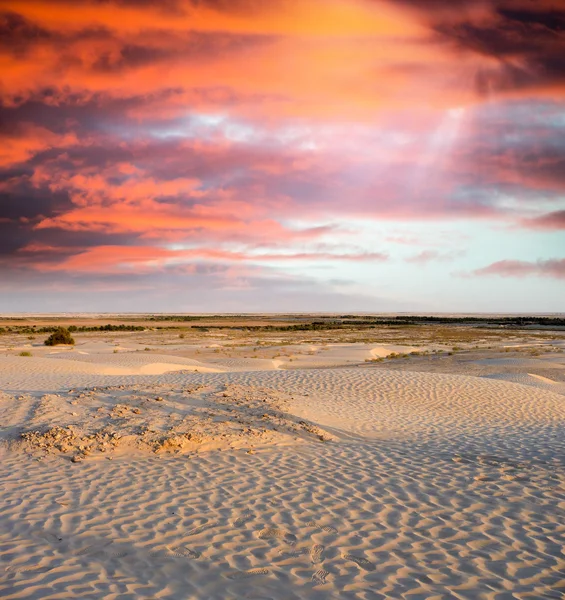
0 0 564 313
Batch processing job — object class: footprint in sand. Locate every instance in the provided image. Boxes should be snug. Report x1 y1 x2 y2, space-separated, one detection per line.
312 569 329 585
278 547 309 558
342 553 375 571
258 527 297 545
186 521 218 536
310 544 325 564
226 568 270 580
5 564 53 576
167 545 201 559
233 513 254 527
306 521 337 534
74 541 112 557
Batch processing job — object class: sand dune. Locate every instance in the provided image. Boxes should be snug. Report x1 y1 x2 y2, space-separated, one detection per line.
481 371 565 395
0 354 226 378
1 351 565 599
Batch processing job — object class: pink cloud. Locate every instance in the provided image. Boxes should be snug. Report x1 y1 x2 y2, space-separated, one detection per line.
18 244 388 274
405 249 464 264
520 210 565 231
473 259 565 280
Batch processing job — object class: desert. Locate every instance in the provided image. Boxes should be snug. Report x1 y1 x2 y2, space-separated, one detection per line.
0 314 564 599
3 0 564 597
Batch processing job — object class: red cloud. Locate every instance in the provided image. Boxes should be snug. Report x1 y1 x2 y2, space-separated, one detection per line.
473 259 565 279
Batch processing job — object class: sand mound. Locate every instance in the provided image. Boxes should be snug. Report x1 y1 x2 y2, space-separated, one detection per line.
528 373 558 384
481 371 565 395
0 355 225 382
47 352 225 374
4 383 334 461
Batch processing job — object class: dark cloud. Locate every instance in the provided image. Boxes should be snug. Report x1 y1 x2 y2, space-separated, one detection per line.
0 86 282 137
92 0 183 9
2 0 266 15
0 8 275 81
445 16 565 94
0 0 185 15
85 0 270 15
0 11 52 55
497 7 565 31
385 0 480 7
0 11 114 58
0 176 137 257
0 176 73 223
389 1 565 95
90 32 275 74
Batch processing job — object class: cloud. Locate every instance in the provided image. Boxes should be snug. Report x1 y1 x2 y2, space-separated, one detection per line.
520 210 565 231
472 258 565 279
0 0 563 310
405 249 464 264
388 0 565 98
13 243 388 274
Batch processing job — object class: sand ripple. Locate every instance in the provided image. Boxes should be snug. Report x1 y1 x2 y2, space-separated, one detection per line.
1 367 564 598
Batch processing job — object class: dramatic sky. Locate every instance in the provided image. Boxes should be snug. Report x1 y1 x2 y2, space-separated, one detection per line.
1 0 564 312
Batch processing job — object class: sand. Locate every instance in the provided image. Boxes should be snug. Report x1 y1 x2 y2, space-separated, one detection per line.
1 339 564 599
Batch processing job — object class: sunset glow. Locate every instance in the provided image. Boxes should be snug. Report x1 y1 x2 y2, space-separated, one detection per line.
1 0 564 311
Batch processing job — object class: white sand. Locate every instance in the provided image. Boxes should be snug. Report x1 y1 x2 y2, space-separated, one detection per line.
1 350 564 599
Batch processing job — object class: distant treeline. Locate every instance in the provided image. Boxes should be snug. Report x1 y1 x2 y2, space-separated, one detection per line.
339 315 565 327
149 315 205 321
0 324 147 335
67 324 146 332
184 316 565 332
186 322 351 332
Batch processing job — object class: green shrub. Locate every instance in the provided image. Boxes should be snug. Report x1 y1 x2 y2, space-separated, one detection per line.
19 351 32 357
44 327 75 346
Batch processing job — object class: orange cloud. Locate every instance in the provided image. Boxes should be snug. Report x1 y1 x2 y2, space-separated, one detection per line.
0 0 490 118
19 243 388 274
0 124 77 168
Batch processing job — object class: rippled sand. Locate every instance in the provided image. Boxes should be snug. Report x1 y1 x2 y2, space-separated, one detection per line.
1 351 564 599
